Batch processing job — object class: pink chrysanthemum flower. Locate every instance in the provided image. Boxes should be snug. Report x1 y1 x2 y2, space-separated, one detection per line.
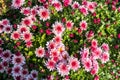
12 0 25 9
52 21 65 36
12 54 25 65
91 60 99 75
46 59 56 71
56 43 65 53
80 48 89 62
51 56 60 62
79 20 87 30
25 40 33 48
22 31 32 42
1 60 9 69
92 47 102 59
72 1 80 9
1 19 10 25
38 8 50 21
57 62 70 76
21 69 28 77
12 65 22 77
68 57 80 71
63 0 72 7
4 25 12 33
83 58 92 72
50 49 59 57
86 30 94 39
100 52 109 63
13 76 23 80
52 0 63 11
0 63 4 73
21 17 33 27
102 43 109 51
53 36 62 44
35 46 45 58
0 48 3 57
66 20 74 30
17 25 29 33
87 2 96 13
31 70 38 79
46 40 57 50
26 74 34 80
31 7 37 16
91 39 98 48
11 31 21 40
79 6 88 16
2 50 12 61
21 7 31 16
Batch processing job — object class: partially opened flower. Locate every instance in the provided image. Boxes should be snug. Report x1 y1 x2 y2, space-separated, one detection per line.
83 58 92 72
87 2 96 13
12 0 25 9
63 0 72 7
4 25 12 33
31 70 38 79
2 50 12 61
53 36 62 44
21 69 28 77
20 7 31 16
68 57 80 71
102 43 109 51
38 8 50 21
79 20 87 30
35 46 45 58
92 47 102 59
1 19 10 26
1 60 9 69
17 25 30 33
91 39 98 48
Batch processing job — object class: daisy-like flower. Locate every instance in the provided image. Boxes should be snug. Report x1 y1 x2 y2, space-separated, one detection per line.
20 7 31 16
68 57 80 71
11 31 21 40
90 68 98 75
57 62 70 76
91 60 99 75
38 8 50 21
46 40 57 50
22 31 32 42
1 60 9 69
63 0 72 7
79 6 88 16
2 50 12 61
35 46 45 58
4 25 12 33
56 43 65 53
80 48 89 62
83 58 92 72
31 7 37 16
79 20 87 30
100 52 109 63
12 65 22 77
0 63 4 73
52 0 63 11
12 54 25 65
92 47 102 59
87 2 96 13
52 21 65 36
91 39 98 48
46 59 56 71
50 49 59 57
6 67 12 75
21 17 33 27
72 1 80 9
25 40 33 48
1 19 10 26
17 25 29 33
21 69 28 77
31 70 38 79
11 0 25 9
66 20 74 30
0 24 4 33
102 43 109 51
53 36 62 44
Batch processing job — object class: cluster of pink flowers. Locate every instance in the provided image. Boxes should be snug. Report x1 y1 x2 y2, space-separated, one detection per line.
0 47 38 80
80 39 109 75
0 0 111 79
